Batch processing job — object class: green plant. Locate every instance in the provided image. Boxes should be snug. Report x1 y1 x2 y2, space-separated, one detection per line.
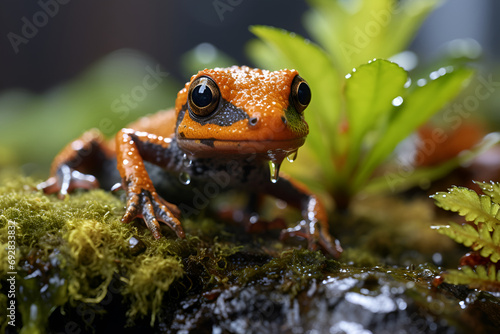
432 182 500 291
246 0 491 205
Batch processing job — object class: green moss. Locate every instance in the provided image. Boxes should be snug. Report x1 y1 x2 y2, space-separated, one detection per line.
341 247 381 268
0 173 278 332
0 174 190 331
1 171 475 332
123 255 184 325
64 218 127 303
0 176 124 248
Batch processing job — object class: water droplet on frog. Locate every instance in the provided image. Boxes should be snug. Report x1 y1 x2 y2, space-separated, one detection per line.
287 150 298 163
179 172 191 185
182 153 193 168
110 182 123 192
268 160 281 184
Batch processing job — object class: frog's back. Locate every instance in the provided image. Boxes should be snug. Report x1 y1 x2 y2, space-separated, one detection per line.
126 109 177 139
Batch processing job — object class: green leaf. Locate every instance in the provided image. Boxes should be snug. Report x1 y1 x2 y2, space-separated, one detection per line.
443 265 500 291
248 25 342 183
475 181 500 205
304 0 442 73
479 225 500 262
344 59 407 171
432 186 500 231
432 223 478 248
432 222 500 262
245 39 284 71
354 66 474 190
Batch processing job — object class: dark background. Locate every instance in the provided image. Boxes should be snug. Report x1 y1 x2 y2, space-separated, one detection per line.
1 0 499 93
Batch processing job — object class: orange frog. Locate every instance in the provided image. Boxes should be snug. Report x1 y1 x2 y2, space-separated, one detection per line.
39 66 342 257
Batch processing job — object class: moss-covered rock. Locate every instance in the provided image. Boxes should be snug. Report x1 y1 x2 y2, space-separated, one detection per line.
1 172 500 333
0 174 189 331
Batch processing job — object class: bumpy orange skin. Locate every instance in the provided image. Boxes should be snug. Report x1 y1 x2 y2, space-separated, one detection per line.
40 66 342 257
175 66 308 158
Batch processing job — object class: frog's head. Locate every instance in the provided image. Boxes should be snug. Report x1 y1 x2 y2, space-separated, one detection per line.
175 66 311 163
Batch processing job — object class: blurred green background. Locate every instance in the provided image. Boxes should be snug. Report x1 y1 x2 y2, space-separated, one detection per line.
0 0 499 177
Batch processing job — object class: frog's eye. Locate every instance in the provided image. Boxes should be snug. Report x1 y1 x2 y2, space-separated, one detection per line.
188 76 220 117
290 75 311 113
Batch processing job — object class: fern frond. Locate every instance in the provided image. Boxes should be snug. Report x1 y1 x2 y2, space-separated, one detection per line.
474 180 500 204
479 223 500 263
432 223 500 262
432 223 477 247
442 265 500 291
431 186 500 231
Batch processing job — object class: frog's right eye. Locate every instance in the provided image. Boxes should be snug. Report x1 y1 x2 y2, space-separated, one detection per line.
290 75 311 114
188 76 220 117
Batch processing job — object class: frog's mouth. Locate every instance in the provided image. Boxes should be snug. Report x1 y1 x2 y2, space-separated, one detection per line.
177 137 306 159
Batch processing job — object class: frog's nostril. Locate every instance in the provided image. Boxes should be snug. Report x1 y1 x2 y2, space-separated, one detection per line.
248 117 259 127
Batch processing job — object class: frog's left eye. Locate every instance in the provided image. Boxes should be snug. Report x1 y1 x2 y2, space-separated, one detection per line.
188 76 220 117
290 75 311 113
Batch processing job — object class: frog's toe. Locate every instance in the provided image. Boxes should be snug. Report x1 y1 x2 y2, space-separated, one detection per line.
38 164 99 198
152 195 184 238
279 220 314 244
122 192 141 224
38 176 59 194
122 189 185 239
280 220 342 258
140 194 163 239
157 196 181 220
318 234 343 258
59 166 99 195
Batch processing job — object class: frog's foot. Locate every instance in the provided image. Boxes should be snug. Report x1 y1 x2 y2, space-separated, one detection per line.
38 164 99 199
121 188 184 239
280 220 342 258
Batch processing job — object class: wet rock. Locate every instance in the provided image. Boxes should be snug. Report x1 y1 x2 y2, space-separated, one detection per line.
165 266 493 334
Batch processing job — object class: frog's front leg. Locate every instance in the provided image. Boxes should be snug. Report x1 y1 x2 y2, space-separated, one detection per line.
115 129 184 239
39 129 108 197
264 175 342 258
